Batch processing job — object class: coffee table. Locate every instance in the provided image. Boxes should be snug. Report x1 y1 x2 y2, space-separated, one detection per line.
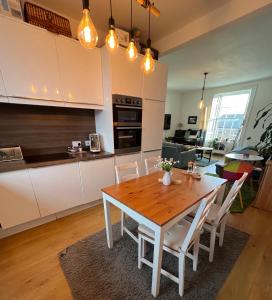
196 147 213 162
225 153 264 161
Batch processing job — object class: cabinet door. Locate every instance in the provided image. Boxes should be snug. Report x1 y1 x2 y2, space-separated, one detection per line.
56 36 103 105
142 62 168 101
142 99 165 152
79 158 115 204
111 48 143 97
0 16 61 101
29 163 83 217
0 170 40 229
115 152 144 176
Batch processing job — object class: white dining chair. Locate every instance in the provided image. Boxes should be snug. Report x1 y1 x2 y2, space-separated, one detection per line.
138 187 219 297
190 172 248 262
115 161 140 242
144 156 160 175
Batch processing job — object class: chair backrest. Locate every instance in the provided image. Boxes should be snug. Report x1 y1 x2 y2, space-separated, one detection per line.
144 156 160 175
115 161 140 184
223 161 253 182
181 187 219 253
215 172 248 224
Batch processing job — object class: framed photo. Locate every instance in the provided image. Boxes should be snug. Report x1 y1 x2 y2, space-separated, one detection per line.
188 116 197 124
115 28 130 47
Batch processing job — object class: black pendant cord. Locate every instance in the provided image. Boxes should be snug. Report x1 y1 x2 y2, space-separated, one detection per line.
110 0 113 18
130 0 134 39
201 72 208 99
109 0 114 28
82 0 89 10
147 5 151 48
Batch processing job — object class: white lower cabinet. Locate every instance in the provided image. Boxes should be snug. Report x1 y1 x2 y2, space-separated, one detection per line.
79 157 115 204
0 170 40 229
29 163 84 217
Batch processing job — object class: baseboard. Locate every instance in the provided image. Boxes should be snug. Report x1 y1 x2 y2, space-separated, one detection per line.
0 199 102 239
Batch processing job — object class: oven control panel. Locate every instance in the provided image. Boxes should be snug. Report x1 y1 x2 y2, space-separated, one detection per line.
112 94 142 107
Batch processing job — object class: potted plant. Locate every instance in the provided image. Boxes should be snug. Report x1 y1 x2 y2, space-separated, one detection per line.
156 158 179 185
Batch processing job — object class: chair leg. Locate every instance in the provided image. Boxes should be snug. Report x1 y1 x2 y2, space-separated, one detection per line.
219 219 227 247
121 211 125 236
138 234 143 269
178 253 186 297
209 227 217 262
193 236 200 271
142 238 147 257
239 190 244 209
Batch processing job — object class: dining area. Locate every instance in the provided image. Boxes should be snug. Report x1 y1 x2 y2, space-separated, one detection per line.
101 157 249 298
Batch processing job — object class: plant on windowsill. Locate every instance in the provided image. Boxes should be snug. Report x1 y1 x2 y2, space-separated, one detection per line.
156 158 179 185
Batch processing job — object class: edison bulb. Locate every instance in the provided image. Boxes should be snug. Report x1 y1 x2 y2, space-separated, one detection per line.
141 48 155 75
78 9 98 49
199 99 204 109
105 29 119 51
126 41 138 61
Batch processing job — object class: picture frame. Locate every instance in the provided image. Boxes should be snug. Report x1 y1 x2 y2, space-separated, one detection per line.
188 116 198 124
115 28 130 47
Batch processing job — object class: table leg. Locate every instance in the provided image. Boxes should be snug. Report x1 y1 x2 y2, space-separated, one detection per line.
209 150 212 162
103 195 113 249
151 227 164 297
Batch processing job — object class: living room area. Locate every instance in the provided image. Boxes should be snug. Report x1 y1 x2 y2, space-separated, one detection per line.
161 5 272 214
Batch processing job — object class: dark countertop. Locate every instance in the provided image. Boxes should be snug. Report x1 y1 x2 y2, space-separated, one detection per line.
0 151 114 173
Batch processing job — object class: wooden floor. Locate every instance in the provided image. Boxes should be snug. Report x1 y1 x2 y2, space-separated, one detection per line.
0 202 271 300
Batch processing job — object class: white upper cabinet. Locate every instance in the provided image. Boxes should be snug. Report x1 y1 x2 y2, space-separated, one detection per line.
29 163 84 217
110 48 143 97
79 157 115 204
142 61 168 101
0 16 61 101
0 170 40 229
56 36 103 106
142 99 165 152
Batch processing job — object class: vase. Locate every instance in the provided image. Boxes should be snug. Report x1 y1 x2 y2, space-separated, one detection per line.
162 171 172 186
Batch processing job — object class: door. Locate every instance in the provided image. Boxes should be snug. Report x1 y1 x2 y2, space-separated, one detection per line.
142 62 168 101
142 99 165 151
111 48 143 97
0 170 40 228
56 36 103 105
0 16 61 101
29 163 84 217
79 157 115 204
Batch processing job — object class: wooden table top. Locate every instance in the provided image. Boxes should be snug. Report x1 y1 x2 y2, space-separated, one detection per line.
102 168 227 226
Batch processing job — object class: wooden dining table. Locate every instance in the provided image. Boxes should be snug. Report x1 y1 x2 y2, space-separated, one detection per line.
102 168 227 297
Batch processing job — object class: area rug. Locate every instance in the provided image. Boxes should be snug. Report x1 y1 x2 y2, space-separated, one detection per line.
59 221 249 300
196 159 218 167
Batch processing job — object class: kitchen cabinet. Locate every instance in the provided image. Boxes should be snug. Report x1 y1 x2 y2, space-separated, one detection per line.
0 70 6 97
110 48 143 98
142 62 168 101
29 163 84 217
142 99 165 152
0 16 61 101
79 157 115 203
115 152 144 176
0 170 40 229
56 36 103 106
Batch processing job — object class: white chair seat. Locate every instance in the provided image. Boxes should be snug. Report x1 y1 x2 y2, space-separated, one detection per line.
138 219 192 253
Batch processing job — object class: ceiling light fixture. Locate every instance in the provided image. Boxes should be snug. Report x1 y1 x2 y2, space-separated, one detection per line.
199 72 208 110
77 0 98 49
141 6 155 75
105 0 119 51
126 0 138 61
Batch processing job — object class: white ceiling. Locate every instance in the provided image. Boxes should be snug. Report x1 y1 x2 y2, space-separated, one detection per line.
161 6 272 92
33 0 230 43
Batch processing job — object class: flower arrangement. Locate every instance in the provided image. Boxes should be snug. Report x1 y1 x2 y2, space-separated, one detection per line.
156 158 179 172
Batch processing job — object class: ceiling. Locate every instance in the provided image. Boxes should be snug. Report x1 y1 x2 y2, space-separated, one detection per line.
33 0 230 43
161 6 272 92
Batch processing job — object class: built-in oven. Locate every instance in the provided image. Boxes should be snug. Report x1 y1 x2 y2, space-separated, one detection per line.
112 94 142 154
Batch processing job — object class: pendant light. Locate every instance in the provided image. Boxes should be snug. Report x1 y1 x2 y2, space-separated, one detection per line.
126 0 138 61
105 0 119 51
77 0 98 49
199 72 208 109
141 7 155 75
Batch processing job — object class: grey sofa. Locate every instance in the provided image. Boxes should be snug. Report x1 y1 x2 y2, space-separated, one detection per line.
162 142 196 169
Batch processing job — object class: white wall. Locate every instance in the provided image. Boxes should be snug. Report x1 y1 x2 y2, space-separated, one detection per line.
164 90 183 137
166 76 272 147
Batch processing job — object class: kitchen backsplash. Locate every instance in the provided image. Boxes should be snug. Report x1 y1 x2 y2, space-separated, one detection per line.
0 103 96 156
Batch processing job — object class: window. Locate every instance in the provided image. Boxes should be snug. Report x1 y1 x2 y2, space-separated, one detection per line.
206 90 251 144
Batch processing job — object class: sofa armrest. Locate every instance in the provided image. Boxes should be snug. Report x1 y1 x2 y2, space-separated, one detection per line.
178 149 196 169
